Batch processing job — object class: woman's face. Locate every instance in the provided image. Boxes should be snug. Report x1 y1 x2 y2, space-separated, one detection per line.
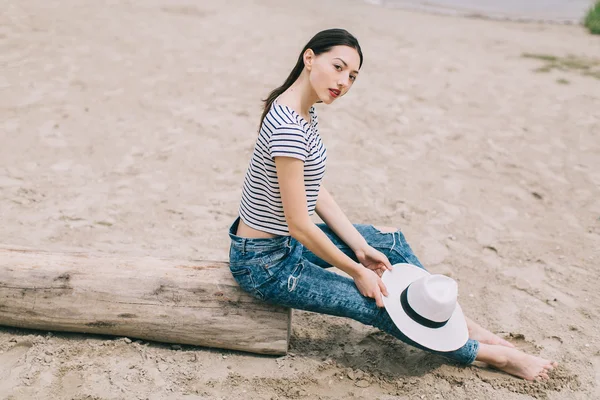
305 45 361 105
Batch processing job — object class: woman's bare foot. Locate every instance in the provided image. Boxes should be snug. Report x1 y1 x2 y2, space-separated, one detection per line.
466 317 515 348
476 343 558 380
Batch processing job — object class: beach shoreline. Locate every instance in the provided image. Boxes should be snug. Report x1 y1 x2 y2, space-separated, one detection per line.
363 0 595 24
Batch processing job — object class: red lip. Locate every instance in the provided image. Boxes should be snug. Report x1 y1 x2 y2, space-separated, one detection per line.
329 89 340 98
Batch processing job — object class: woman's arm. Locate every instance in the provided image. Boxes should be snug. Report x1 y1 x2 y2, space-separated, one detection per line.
277 158 360 276
315 185 369 253
315 185 393 273
275 156 387 306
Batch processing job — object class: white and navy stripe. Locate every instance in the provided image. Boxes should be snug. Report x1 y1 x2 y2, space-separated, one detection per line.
239 99 327 236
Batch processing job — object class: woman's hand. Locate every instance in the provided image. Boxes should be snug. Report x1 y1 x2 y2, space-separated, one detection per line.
353 267 389 308
355 245 393 277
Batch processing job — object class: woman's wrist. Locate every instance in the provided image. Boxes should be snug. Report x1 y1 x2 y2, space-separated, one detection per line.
346 262 366 279
334 259 364 279
354 246 366 259
351 240 369 255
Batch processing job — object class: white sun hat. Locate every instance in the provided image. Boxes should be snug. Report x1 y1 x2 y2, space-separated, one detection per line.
381 263 468 352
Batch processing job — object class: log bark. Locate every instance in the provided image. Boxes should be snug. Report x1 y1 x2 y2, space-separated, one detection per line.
0 245 291 355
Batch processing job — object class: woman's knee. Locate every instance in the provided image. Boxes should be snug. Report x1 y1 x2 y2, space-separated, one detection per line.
373 225 398 234
369 225 404 255
370 226 425 269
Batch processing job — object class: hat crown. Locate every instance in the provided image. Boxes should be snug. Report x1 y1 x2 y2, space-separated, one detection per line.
406 275 458 323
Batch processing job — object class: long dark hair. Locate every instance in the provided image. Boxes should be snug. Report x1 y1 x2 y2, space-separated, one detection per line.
259 28 364 129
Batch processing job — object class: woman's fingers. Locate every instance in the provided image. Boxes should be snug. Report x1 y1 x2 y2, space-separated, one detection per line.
383 259 393 270
374 250 393 271
380 262 392 271
355 269 388 308
371 276 388 308
378 278 388 297
377 250 393 270
374 286 384 308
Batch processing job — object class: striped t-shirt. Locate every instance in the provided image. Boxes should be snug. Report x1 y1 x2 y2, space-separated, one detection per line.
239 99 327 236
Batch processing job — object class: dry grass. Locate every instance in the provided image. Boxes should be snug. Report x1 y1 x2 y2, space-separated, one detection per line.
522 53 600 80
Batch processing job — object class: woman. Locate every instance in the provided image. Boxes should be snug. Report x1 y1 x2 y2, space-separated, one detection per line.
228 28 556 380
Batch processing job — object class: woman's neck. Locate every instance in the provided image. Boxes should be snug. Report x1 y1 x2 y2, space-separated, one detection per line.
278 72 318 119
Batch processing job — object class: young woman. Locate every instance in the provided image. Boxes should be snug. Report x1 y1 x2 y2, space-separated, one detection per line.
228 28 557 381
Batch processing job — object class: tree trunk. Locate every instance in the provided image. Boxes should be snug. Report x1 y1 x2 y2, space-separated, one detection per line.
0 245 290 355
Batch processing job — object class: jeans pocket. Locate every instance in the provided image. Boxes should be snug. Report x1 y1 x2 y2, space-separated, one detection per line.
230 267 265 300
262 246 292 277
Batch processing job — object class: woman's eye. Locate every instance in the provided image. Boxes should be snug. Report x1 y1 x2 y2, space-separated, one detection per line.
334 64 342 71
350 75 356 82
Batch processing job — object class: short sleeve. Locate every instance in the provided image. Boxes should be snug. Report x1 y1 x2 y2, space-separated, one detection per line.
269 123 308 161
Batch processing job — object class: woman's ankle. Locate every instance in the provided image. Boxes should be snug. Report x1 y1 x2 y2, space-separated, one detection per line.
475 343 509 368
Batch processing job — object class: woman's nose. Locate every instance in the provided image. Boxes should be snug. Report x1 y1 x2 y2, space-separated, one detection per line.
338 76 350 88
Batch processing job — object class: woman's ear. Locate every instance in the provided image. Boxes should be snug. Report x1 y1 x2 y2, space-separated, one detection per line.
303 49 315 71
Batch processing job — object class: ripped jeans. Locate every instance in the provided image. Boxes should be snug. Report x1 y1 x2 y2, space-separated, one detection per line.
228 217 479 364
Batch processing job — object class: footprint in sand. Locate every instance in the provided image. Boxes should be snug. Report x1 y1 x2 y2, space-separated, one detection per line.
0 341 33 395
504 333 537 351
539 335 563 356
0 342 32 377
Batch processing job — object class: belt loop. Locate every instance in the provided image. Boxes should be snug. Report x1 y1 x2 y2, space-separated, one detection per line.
242 238 247 255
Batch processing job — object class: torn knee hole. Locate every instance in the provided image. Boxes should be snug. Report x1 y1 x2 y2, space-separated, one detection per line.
374 226 398 234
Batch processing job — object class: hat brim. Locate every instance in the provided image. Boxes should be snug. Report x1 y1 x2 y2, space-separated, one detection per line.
381 263 469 352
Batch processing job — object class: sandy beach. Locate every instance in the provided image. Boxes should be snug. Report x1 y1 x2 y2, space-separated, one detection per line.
1 0 600 398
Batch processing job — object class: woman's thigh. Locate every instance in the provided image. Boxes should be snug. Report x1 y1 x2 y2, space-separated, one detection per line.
261 252 381 324
303 224 426 270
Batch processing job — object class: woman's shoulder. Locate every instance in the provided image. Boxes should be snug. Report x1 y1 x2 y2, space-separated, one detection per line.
265 100 312 132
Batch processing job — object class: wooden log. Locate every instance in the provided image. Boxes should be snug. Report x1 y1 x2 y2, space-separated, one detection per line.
0 245 291 355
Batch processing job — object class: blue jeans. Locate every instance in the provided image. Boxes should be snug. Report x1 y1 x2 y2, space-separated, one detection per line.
228 218 479 365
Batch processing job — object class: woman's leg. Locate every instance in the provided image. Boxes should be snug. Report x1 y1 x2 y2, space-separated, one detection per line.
258 244 478 366
308 224 514 347
302 223 425 269
363 225 519 348
297 224 557 379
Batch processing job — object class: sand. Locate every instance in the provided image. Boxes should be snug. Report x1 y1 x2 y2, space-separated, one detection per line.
1 0 599 399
